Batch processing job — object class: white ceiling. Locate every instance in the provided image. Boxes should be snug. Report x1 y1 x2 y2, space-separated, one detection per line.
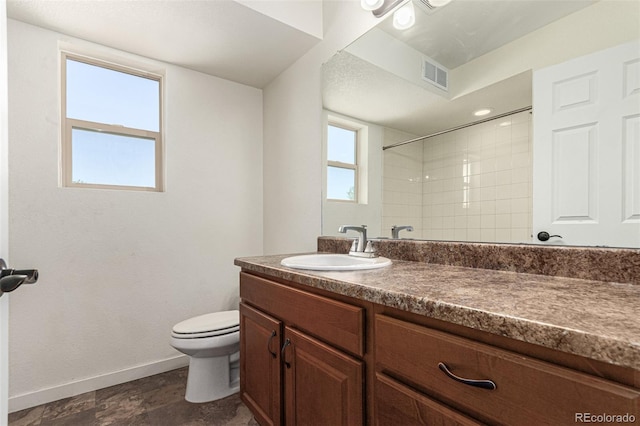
381 0 597 69
324 51 532 137
324 0 597 138
6 0 323 88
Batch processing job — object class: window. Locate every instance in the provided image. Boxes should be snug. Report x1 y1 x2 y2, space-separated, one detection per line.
327 123 358 201
61 53 163 191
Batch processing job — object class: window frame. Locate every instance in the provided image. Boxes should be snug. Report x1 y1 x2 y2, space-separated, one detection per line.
60 51 164 192
327 122 360 203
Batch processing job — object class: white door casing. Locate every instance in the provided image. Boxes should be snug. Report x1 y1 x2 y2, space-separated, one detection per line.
533 40 640 248
1 0 10 424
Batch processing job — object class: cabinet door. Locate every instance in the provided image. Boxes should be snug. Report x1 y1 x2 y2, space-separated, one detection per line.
282 326 363 426
240 303 282 426
375 373 482 426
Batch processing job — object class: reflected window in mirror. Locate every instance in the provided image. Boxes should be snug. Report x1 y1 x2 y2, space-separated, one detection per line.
327 122 360 202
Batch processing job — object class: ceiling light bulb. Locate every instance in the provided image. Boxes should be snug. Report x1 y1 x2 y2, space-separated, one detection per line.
428 0 451 7
393 2 415 30
474 108 492 117
361 0 384 11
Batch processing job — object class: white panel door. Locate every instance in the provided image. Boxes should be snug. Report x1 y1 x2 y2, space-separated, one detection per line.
0 1 9 424
533 40 640 248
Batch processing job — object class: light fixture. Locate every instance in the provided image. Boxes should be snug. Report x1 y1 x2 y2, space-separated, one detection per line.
393 1 415 30
473 108 492 117
361 0 385 11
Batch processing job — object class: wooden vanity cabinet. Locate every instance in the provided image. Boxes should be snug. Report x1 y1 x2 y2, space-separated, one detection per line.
374 314 640 426
239 272 365 426
239 269 639 425
240 302 282 426
282 326 363 425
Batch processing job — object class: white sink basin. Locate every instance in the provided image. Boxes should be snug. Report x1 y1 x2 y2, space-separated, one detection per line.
280 254 392 271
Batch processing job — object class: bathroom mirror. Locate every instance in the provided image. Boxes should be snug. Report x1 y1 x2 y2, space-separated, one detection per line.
321 0 640 248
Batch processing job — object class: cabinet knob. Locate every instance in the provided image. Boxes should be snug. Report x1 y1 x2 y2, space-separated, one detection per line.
438 362 496 390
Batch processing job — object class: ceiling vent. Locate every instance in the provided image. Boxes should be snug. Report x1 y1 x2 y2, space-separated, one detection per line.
415 0 437 13
415 0 451 15
422 57 449 91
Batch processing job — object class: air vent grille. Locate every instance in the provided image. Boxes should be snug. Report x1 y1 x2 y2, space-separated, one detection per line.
422 57 449 91
416 0 436 12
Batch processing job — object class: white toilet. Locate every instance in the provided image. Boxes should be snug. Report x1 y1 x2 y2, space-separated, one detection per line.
170 310 240 403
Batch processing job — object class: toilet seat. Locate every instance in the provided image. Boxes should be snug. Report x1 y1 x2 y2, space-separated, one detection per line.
172 310 239 339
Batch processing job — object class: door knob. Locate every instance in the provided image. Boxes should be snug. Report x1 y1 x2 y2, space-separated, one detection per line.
537 231 562 242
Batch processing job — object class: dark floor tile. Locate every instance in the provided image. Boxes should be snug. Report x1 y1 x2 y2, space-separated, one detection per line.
95 380 141 404
95 393 145 425
134 368 188 395
40 408 96 426
141 381 185 412
147 394 255 426
7 405 44 426
146 398 208 426
95 409 152 426
10 368 256 426
41 392 95 422
197 394 252 426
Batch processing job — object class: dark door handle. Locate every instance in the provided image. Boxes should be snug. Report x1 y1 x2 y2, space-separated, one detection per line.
0 258 38 295
1 275 29 293
537 231 562 242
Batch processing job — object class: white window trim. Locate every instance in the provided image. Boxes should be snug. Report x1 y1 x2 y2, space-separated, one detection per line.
60 51 164 192
327 121 360 203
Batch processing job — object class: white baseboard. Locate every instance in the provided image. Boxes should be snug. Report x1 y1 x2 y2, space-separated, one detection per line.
9 355 189 413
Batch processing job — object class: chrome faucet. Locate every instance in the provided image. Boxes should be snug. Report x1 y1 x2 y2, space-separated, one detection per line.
338 225 377 258
391 225 414 239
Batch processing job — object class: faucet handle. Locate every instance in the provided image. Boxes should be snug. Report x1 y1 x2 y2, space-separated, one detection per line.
364 241 376 254
349 239 359 252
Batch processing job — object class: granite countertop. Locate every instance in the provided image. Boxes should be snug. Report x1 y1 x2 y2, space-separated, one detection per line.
235 253 640 371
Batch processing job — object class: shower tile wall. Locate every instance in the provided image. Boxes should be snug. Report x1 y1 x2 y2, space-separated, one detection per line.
383 111 532 243
382 128 422 238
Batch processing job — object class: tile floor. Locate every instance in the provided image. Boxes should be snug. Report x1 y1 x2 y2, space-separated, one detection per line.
8 367 258 426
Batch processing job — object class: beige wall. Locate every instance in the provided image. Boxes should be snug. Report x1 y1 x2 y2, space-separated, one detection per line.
8 20 263 409
322 111 384 238
262 1 377 254
7 1 378 409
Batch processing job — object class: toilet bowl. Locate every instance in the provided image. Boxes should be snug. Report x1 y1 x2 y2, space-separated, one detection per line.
170 310 240 403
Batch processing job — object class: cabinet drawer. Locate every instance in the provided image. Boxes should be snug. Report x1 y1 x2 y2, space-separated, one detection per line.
375 373 481 426
240 272 364 357
375 314 640 425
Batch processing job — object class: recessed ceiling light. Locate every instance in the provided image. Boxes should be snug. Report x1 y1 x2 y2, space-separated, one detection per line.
474 108 492 117
361 0 384 11
393 2 415 30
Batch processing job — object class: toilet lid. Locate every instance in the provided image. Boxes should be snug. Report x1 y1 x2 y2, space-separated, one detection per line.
172 310 239 335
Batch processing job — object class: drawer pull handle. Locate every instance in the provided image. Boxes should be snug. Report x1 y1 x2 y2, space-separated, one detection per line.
281 338 292 369
438 362 496 390
267 330 277 358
